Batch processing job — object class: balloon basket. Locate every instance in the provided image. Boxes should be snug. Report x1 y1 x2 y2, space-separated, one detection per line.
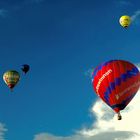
117 112 122 120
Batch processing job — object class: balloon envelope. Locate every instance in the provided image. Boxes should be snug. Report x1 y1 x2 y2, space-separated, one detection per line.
3 70 20 90
92 60 140 114
119 15 131 28
21 64 30 74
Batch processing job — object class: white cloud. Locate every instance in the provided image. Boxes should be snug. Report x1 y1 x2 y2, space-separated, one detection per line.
33 90 140 140
131 10 140 23
0 9 8 18
79 95 140 139
33 131 137 140
0 123 7 140
34 66 140 140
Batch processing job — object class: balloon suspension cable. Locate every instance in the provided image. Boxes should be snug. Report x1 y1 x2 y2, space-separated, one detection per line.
117 112 122 120
10 88 13 92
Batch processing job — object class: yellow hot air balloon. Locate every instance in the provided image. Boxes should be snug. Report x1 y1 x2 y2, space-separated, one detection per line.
119 15 131 28
3 70 20 91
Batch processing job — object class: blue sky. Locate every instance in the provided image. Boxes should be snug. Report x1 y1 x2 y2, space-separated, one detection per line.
0 0 140 140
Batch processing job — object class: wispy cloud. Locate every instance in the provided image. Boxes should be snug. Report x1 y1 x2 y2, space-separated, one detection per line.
118 0 132 6
0 123 7 140
0 0 45 14
136 63 140 68
131 10 140 23
30 0 44 4
84 68 94 79
33 66 140 140
0 9 8 18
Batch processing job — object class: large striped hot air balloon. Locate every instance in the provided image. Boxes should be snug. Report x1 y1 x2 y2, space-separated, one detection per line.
3 70 20 91
92 60 140 120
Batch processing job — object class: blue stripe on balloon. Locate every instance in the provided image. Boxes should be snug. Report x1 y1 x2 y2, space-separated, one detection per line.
104 87 112 106
110 93 136 110
110 82 115 90
103 67 139 106
121 73 127 81
115 77 121 86
92 60 116 79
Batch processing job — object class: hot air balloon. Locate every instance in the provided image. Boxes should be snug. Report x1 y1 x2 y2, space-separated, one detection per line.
21 64 30 74
3 70 20 91
119 15 131 28
92 60 140 120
